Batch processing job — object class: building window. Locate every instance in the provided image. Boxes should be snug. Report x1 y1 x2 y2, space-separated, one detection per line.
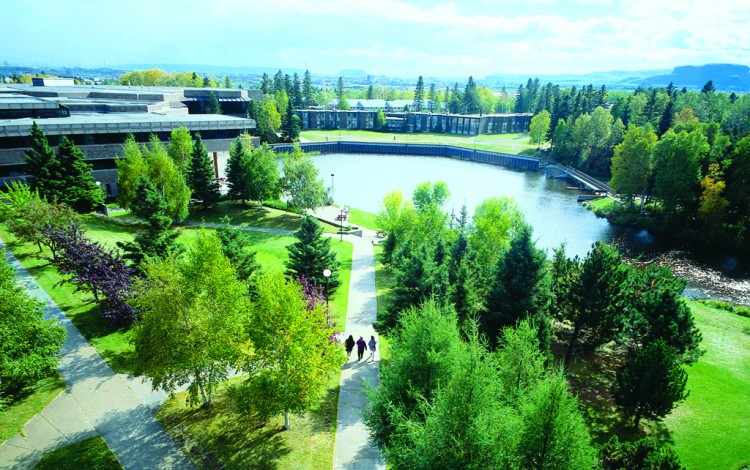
105 183 112 195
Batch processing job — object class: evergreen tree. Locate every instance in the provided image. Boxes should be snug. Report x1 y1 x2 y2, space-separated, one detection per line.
223 75 233 89
291 72 302 108
56 137 104 213
483 224 547 344
413 75 425 111
463 76 480 114
302 69 314 108
225 136 253 204
613 340 689 428
336 77 350 110
427 83 437 112
285 215 341 296
23 121 61 200
600 436 683 470
216 216 260 284
188 133 220 207
260 72 270 95
206 91 222 114
280 99 301 143
517 374 597 469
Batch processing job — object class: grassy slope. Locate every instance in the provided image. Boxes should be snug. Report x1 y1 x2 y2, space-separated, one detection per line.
156 374 340 469
187 201 303 231
347 208 379 231
300 130 537 155
33 435 123 470
663 301 750 469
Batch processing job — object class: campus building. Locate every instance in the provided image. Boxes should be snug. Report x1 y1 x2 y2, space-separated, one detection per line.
296 109 532 135
0 84 259 196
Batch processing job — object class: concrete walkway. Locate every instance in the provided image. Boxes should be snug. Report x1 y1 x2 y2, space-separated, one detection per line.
0 240 193 470
314 207 386 470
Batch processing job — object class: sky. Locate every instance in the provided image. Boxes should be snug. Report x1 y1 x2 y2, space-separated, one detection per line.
4 0 750 78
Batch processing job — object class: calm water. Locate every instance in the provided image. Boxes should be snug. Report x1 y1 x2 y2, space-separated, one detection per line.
312 153 750 304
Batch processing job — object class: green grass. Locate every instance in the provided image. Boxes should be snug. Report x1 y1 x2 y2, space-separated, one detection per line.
187 201 303 231
372 245 394 361
662 301 750 470
33 435 123 469
0 374 66 443
156 374 340 470
347 208 379 231
300 129 538 155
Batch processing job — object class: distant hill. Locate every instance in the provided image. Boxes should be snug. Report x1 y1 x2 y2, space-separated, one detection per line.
483 63 750 91
640 64 750 91
339 69 368 78
109 63 306 76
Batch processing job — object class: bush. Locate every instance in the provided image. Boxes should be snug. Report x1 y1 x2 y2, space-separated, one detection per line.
696 299 750 319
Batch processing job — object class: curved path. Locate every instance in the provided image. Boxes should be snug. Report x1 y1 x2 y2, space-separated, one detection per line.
0 239 194 470
314 207 385 470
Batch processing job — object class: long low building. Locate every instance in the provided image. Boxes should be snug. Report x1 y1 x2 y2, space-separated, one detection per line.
295 109 532 135
0 84 258 196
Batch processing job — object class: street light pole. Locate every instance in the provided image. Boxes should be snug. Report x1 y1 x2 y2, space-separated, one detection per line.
330 173 334 205
323 268 332 308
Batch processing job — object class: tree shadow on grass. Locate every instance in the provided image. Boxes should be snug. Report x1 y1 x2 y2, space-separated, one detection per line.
307 382 341 434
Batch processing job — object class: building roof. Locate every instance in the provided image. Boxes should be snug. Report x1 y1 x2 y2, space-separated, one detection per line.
0 113 255 138
0 93 60 111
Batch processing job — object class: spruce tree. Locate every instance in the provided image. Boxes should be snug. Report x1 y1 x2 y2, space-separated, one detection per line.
226 136 253 204
23 122 62 201
413 75 425 111
206 91 222 114
285 215 341 296
189 133 220 207
216 216 260 284
302 69 314 108
483 224 547 345
56 137 104 213
281 100 301 143
336 77 350 110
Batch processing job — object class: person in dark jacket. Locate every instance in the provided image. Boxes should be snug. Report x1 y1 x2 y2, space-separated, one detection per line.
344 335 355 360
356 336 367 361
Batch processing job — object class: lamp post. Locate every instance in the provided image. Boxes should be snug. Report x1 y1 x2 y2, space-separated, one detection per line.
330 173 334 205
323 268 332 308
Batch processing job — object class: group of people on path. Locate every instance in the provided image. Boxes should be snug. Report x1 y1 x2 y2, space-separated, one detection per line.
344 334 377 362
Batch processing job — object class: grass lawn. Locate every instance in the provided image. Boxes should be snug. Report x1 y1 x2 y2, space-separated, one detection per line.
372 246 394 361
156 374 340 469
0 374 66 444
187 201 303 231
300 130 538 155
33 435 122 470
662 301 750 469
347 207 379 231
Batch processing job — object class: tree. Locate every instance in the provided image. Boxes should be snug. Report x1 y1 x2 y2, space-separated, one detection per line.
610 125 657 206
23 121 61 200
413 75 425 112
336 77 349 110
375 108 387 131
226 135 254 204
55 137 104 213
115 134 149 210
562 242 627 369
235 272 341 429
206 91 222 114
223 75 233 89
281 144 326 213
254 97 282 143
652 129 709 218
0 260 66 398
463 76 480 114
613 340 689 428
280 99 301 143
252 145 282 206
622 265 703 363
600 436 683 470
188 133 220 207
529 110 551 149
216 217 260 284
469 197 525 271
130 229 249 407
302 69 314 108
516 373 597 470
143 135 191 222
495 319 546 403
167 126 194 175
698 163 729 227
483 224 547 344
285 215 341 295
364 299 464 450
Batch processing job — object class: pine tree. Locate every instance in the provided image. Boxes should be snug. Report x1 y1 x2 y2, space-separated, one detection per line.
225 136 253 204
56 137 104 213
427 83 436 112
336 77 350 110
216 216 260 284
260 73 270 95
206 91 222 114
613 340 689 428
189 133 220 207
463 76 480 114
483 224 547 345
291 73 302 108
23 122 61 200
281 100 301 143
302 69 314 108
413 75 425 111
285 216 341 296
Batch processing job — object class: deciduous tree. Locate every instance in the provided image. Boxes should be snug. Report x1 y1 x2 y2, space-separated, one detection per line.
281 144 326 213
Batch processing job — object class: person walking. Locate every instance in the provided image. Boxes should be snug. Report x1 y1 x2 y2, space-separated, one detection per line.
344 335 355 360
356 336 367 361
368 335 377 362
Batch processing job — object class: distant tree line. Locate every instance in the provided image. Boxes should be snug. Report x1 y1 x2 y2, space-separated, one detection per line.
119 68 235 89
